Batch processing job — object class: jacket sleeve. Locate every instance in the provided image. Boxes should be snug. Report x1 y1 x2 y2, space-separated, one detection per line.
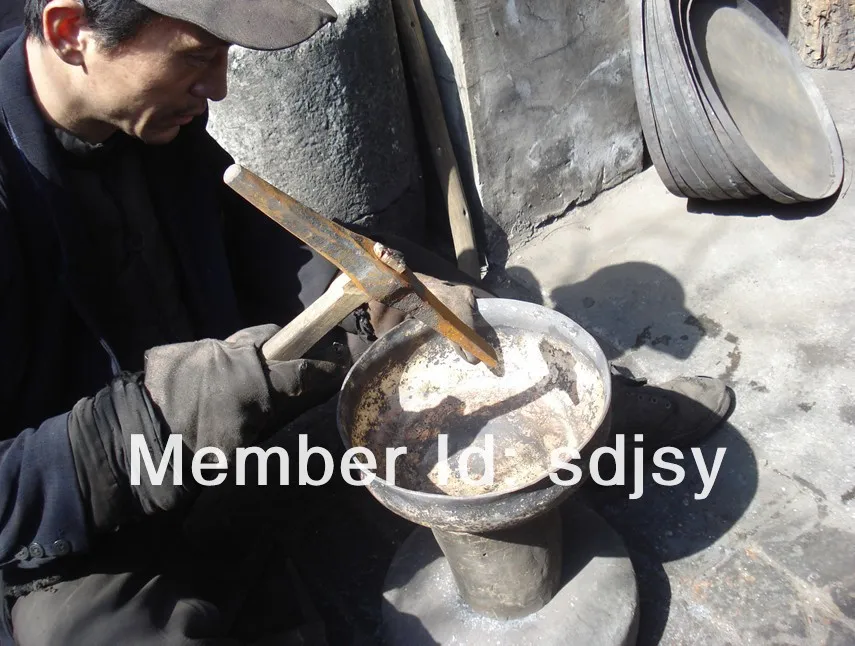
0 414 91 569
0 177 90 571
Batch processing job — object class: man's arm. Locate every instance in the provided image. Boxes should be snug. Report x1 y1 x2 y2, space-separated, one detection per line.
0 416 91 569
0 328 346 571
0 175 90 570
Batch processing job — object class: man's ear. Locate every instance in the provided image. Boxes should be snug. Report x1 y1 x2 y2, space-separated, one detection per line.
42 0 88 66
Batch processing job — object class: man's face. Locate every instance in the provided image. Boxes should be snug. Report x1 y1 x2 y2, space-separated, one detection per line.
82 17 231 144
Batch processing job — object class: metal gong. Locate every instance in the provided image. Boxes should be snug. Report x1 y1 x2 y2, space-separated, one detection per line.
627 0 844 204
336 298 613 534
686 0 844 202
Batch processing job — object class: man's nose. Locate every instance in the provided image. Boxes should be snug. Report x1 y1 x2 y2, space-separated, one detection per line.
190 51 229 102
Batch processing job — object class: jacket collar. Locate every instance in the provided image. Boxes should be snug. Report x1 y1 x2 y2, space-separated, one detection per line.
0 29 65 188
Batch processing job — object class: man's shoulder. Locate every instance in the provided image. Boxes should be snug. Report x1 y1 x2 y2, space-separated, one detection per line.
0 82 25 291
0 107 11 214
0 86 15 214
0 146 16 296
0 148 7 208
0 27 31 195
0 26 22 57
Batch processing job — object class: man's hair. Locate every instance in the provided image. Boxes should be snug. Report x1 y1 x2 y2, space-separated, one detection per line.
24 0 156 49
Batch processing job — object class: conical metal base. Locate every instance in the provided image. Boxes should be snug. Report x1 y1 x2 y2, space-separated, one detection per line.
381 501 639 646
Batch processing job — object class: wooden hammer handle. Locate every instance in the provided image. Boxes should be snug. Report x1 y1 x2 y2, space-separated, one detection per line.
391 0 480 279
262 274 368 361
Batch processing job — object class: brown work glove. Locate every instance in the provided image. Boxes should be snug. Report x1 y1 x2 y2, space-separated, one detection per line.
142 325 346 453
68 325 347 534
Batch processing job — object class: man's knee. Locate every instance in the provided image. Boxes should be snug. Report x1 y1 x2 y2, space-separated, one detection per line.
11 571 232 646
11 577 87 646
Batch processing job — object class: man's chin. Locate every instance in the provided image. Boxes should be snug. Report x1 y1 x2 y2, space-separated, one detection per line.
138 124 182 145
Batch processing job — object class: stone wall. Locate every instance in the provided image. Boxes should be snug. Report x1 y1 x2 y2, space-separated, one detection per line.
207 0 425 237
415 0 644 263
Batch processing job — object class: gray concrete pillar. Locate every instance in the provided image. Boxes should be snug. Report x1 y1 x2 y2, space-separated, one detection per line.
415 0 644 262
207 0 425 236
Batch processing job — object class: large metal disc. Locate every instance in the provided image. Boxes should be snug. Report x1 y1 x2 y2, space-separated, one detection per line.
674 0 765 200
658 0 758 200
652 0 737 200
628 0 683 196
686 0 844 202
382 502 639 646
645 0 705 199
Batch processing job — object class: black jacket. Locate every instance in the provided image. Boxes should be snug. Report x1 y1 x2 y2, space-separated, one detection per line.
0 26 337 625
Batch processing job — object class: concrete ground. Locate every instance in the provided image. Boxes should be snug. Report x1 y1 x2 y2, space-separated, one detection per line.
483 68 855 644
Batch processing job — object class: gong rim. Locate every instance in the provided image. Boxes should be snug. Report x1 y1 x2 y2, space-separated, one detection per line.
335 299 613 533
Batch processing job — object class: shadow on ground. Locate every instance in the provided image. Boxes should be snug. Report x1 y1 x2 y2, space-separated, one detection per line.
686 191 841 220
579 422 757 646
507 261 723 366
493 261 759 645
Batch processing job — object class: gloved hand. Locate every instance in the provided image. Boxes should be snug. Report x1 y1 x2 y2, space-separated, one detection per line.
67 325 347 533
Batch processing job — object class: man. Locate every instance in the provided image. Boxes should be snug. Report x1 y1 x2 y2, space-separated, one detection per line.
0 0 733 643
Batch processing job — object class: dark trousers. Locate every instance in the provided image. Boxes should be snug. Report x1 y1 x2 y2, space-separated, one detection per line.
9 409 340 646
12 571 244 646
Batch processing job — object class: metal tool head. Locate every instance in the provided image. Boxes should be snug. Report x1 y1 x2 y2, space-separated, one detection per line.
223 164 499 368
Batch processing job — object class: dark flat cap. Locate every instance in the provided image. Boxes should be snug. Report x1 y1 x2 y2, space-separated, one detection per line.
136 0 337 50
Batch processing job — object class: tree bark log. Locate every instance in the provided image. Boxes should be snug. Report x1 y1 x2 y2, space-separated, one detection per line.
789 0 855 70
